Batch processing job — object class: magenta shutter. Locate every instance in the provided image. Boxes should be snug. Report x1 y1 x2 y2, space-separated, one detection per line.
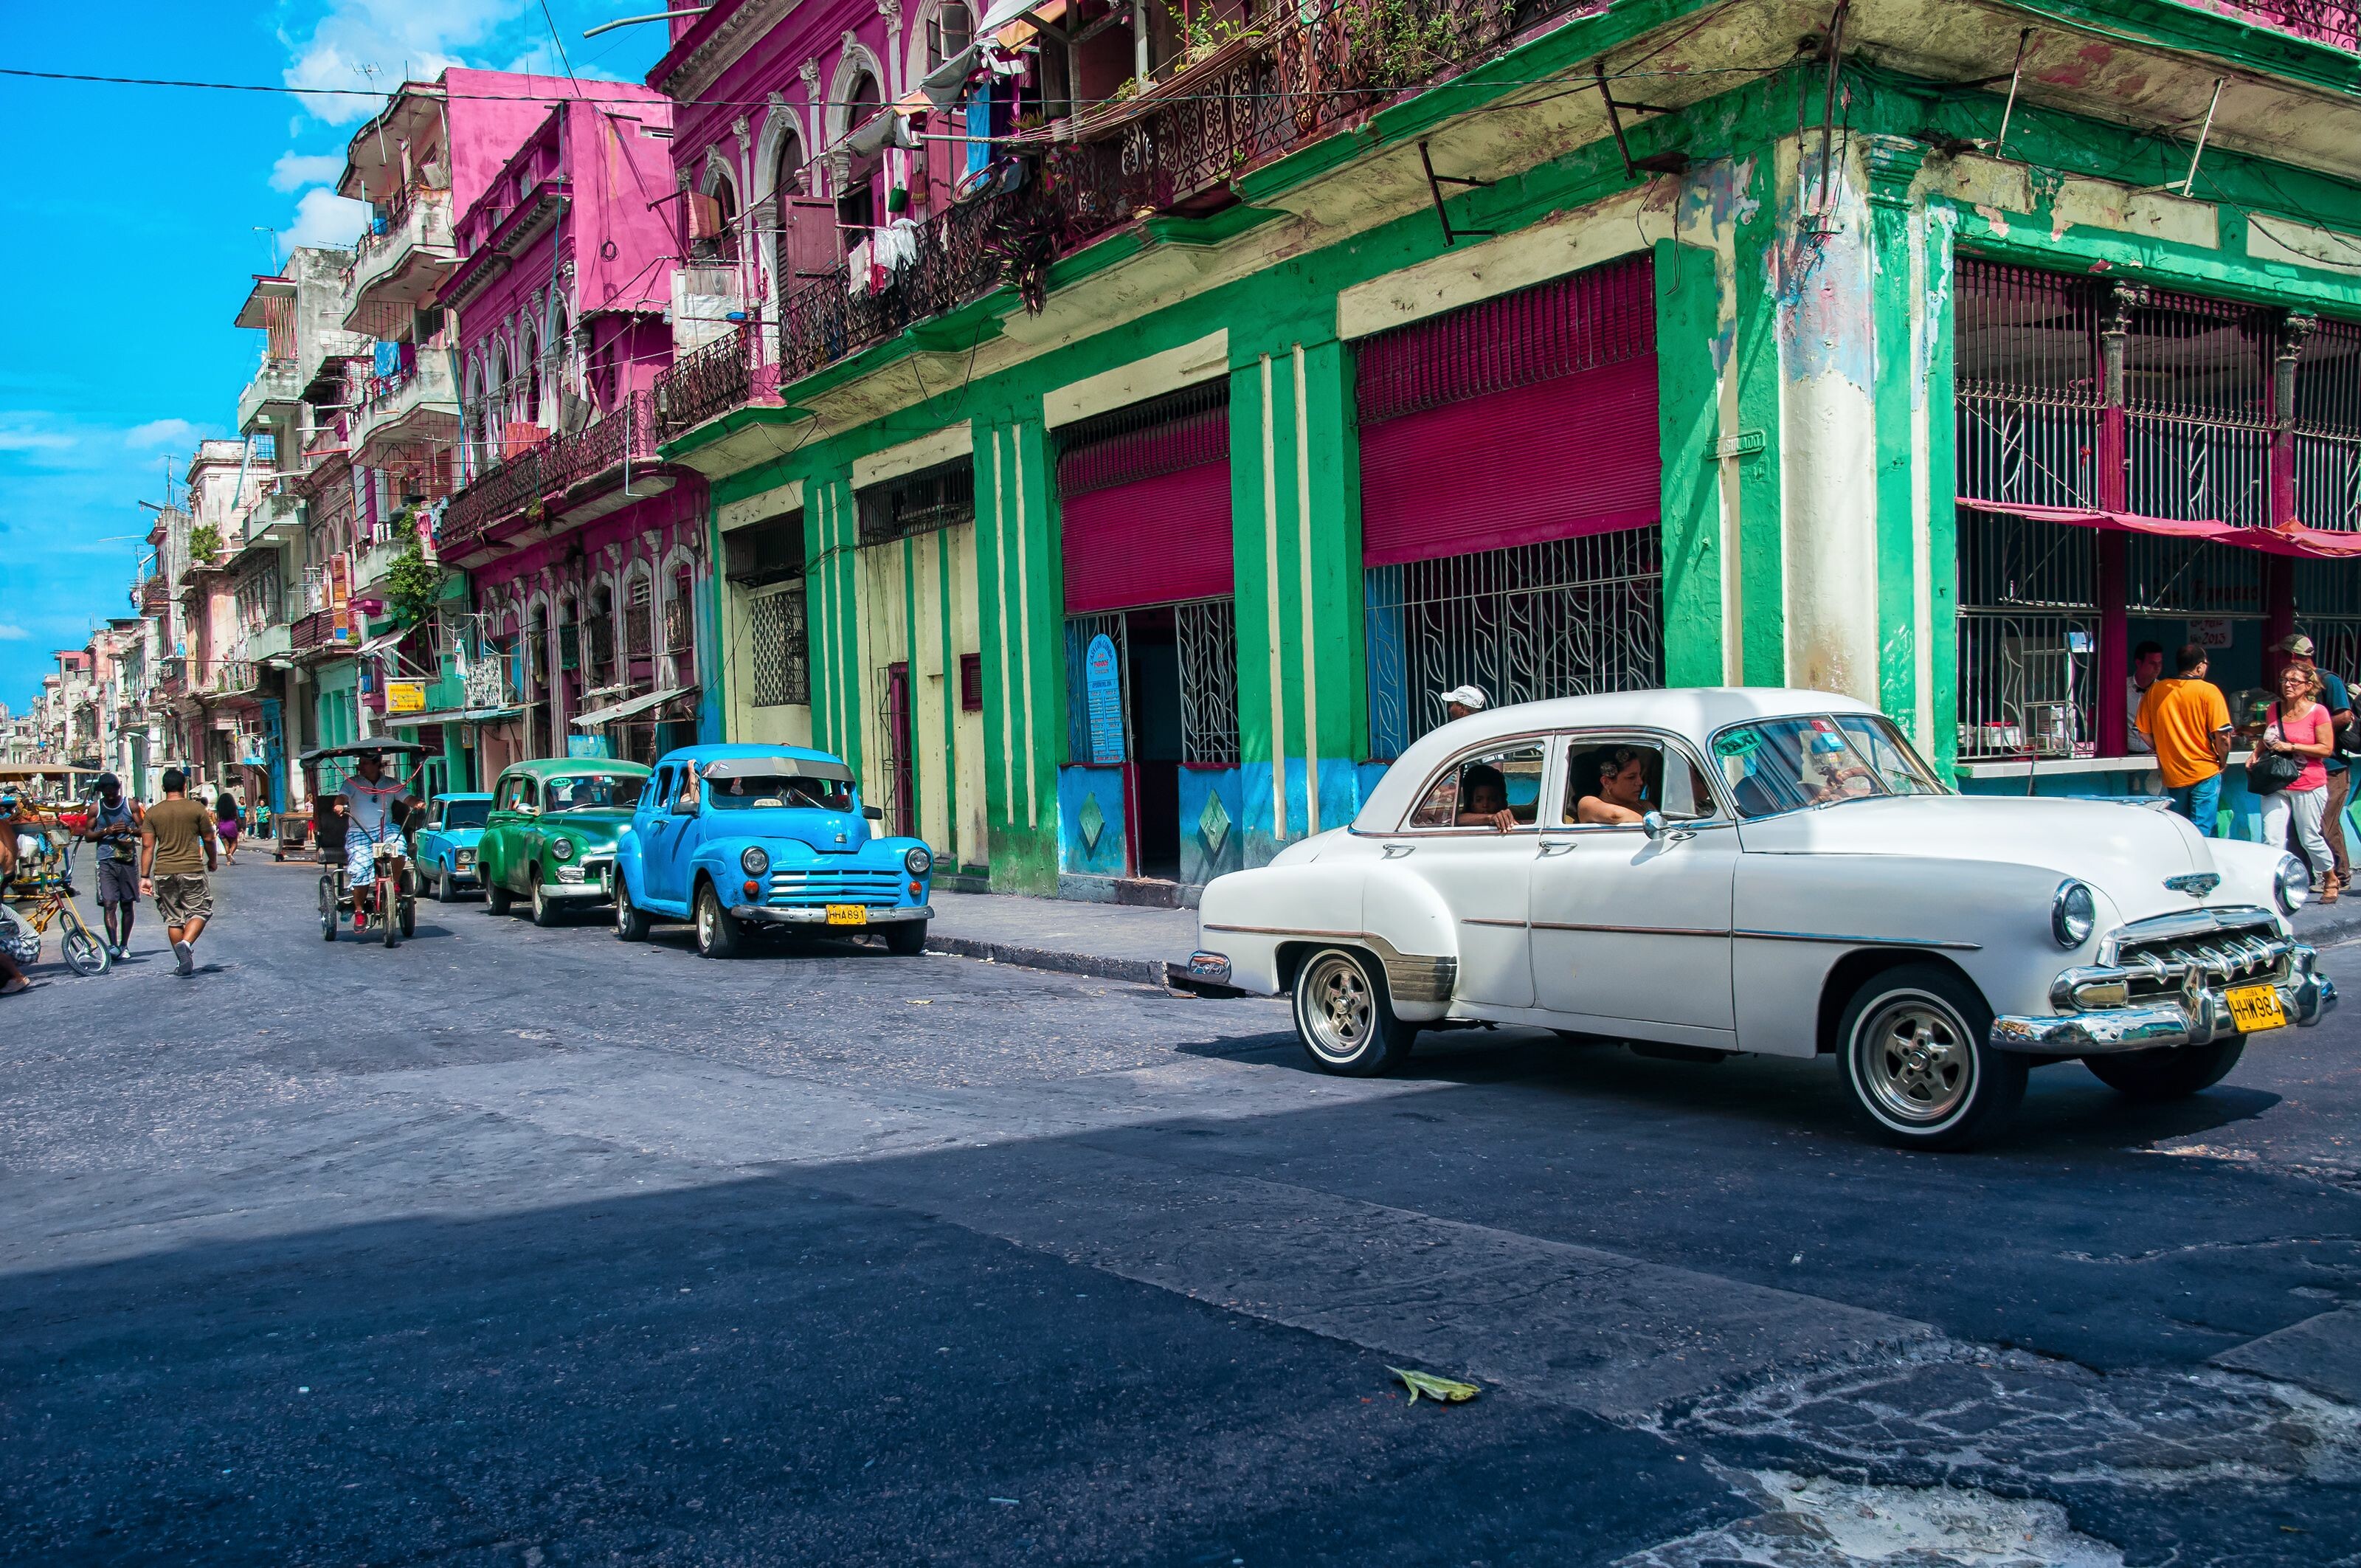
1059 387 1232 615
1358 257 1659 567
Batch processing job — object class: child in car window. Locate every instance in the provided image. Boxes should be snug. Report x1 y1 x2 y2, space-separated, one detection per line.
1456 764 1521 831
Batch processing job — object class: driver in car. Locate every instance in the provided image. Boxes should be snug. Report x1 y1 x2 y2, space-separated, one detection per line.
341 753 418 920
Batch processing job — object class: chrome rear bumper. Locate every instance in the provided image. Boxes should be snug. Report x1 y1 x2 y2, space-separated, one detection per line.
1992 944 2335 1054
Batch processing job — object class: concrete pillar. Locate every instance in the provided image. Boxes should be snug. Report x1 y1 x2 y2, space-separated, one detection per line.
971 416 1062 893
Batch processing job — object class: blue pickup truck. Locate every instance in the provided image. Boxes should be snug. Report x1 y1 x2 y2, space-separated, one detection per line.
612 743 933 959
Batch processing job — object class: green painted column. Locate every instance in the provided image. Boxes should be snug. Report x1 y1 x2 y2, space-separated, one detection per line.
1864 135 1935 748
1229 336 1369 861
1654 236 1726 688
802 470 862 773
972 415 1062 893
1729 152 1786 687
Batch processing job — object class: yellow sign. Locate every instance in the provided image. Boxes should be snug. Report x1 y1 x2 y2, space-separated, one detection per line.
384 680 427 716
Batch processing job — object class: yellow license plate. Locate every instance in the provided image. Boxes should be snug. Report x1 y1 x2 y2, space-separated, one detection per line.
826 903 868 926
2225 982 2286 1034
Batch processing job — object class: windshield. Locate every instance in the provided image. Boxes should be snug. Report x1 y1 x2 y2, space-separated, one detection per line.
705 773 856 812
1711 714 1946 818
546 773 644 812
439 800 491 831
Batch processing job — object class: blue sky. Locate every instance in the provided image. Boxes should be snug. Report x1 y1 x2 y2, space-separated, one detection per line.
0 1 668 716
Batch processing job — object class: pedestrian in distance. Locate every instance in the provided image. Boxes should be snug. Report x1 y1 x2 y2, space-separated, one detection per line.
140 768 220 978
2257 663 2340 904
214 787 243 866
0 822 30 997
81 772 145 960
2126 640 2164 756
2136 643 2234 836
2270 633 2353 894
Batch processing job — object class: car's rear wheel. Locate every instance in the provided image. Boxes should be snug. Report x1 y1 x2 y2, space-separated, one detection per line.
615 876 651 942
694 882 742 959
883 920 927 957
1291 947 1417 1077
2084 1038 2246 1100
1838 963 2025 1150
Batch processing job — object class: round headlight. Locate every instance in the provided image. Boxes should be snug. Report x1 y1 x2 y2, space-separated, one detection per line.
742 845 770 877
2051 880 2096 947
2275 853 2310 915
548 837 575 862
904 845 933 877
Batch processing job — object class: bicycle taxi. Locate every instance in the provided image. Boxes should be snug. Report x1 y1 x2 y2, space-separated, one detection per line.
1 764 110 975
304 741 426 947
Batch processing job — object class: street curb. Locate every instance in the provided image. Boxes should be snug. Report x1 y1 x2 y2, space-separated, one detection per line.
2295 899 2361 948
924 934 1169 987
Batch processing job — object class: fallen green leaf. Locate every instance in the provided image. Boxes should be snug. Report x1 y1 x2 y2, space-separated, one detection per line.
1389 1366 1480 1404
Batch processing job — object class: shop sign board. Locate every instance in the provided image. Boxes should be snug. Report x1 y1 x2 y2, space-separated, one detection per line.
1085 634 1124 765
384 680 426 716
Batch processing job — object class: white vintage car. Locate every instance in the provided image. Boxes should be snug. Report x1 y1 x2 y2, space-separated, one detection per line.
1188 688 2335 1149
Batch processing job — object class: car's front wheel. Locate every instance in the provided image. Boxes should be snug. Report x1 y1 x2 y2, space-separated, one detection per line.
615 876 651 942
1838 964 2025 1150
1291 947 1417 1077
485 869 513 916
2084 1038 2246 1100
530 872 563 928
694 882 742 959
883 920 927 957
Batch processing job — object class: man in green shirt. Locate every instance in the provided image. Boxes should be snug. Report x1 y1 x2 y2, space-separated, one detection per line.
140 769 219 977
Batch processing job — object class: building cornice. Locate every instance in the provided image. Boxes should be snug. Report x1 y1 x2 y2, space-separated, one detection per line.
654 0 802 106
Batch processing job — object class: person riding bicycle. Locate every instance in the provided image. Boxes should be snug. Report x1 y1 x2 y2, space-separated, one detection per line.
339 752 418 926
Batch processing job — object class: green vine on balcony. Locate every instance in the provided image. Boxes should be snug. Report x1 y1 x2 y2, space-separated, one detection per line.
1341 0 1514 91
384 542 448 629
187 523 224 564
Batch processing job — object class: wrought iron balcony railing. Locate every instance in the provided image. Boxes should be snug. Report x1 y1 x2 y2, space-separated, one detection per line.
2195 0 2359 49
442 392 660 547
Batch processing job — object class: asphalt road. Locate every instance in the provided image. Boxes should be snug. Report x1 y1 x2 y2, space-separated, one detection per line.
3 862 2358 1567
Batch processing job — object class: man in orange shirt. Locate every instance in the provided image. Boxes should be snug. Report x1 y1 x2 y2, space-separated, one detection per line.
2136 642 2234 836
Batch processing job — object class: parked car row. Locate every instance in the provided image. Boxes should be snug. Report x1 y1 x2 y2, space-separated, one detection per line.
413 743 933 959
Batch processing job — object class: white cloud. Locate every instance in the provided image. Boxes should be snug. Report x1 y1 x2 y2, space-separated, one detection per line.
0 624 29 641
125 419 203 451
270 152 348 193
281 187 370 253
0 427 74 453
280 0 524 125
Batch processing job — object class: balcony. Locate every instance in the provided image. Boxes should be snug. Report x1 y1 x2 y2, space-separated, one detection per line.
243 619 294 665
236 358 304 435
243 486 306 548
2191 1 2359 49
198 659 262 700
657 0 1563 450
137 573 169 612
353 531 414 596
343 184 458 339
153 657 187 701
349 353 460 474
442 391 670 564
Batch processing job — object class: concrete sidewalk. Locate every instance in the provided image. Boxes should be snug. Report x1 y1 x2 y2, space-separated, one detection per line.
919 884 2361 988
924 891 1197 985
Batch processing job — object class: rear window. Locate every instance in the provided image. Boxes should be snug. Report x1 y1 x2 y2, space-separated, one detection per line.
438 800 490 830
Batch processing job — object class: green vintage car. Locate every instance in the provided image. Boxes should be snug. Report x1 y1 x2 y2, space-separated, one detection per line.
478 757 652 927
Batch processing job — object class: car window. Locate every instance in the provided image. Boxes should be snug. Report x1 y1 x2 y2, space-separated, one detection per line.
1555 736 1719 826
707 772 857 812
1712 714 1947 818
649 765 676 812
440 799 489 831
1407 743 1545 829
545 772 644 812
494 777 522 813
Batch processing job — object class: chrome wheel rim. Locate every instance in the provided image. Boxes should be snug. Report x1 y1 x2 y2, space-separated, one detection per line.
615 887 630 930
1856 997 1973 1126
696 894 715 950
1300 953 1375 1063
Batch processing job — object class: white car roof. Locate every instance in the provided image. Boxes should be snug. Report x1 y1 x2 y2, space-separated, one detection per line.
1351 686 1887 832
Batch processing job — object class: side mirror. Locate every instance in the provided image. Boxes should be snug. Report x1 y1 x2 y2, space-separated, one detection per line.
1640 811 1667 840
863 806 885 821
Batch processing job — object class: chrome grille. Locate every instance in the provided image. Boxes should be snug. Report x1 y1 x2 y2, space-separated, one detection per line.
767 868 903 908
2114 919 2289 1001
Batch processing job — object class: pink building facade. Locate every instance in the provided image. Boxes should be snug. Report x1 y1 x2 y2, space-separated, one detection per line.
435 87 717 771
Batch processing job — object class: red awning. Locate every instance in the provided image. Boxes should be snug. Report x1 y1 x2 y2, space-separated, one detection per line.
1974 502 2361 559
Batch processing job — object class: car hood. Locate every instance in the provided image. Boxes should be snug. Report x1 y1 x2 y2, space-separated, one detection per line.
1738 795 2222 923
702 809 871 854
539 809 632 841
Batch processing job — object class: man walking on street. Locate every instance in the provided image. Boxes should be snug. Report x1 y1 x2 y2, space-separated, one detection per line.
140 769 219 978
2273 634 2352 893
82 773 144 959
2137 643 2234 836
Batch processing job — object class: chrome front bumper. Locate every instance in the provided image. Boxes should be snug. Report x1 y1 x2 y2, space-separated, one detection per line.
1992 943 2336 1054
727 902 933 927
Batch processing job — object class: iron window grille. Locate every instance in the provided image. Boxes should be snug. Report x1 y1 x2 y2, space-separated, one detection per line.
857 458 975 547
1364 531 1662 761
747 587 810 708
1175 597 1241 767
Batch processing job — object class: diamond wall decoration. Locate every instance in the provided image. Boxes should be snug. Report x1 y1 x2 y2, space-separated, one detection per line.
1197 789 1231 858
1077 790 1105 852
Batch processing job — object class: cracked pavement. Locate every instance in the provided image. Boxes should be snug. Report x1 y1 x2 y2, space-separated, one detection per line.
2 862 2359 1564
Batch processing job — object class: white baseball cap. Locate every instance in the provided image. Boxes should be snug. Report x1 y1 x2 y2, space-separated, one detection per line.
1437 685 1489 712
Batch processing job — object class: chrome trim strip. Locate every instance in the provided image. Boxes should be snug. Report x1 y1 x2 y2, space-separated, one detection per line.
1531 921 1732 938
1462 916 1529 928
1197 925 1457 1004
729 903 933 926
1731 928 1981 950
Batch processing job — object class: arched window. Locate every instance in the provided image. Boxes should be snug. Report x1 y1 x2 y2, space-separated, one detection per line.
694 167 740 264
837 71 885 232
547 304 572 421
486 345 509 455
773 124 807 200
925 2 973 70
846 71 882 137
518 324 541 426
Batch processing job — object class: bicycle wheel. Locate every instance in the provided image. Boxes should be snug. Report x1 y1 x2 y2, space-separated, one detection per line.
61 920 108 976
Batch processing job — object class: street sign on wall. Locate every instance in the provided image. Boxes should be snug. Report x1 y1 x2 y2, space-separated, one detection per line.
1085 634 1124 765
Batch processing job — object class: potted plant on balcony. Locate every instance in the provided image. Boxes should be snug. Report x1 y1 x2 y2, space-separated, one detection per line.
384 543 449 629
188 523 223 565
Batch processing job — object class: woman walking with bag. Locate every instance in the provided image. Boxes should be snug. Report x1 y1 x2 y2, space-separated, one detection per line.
2255 663 2339 903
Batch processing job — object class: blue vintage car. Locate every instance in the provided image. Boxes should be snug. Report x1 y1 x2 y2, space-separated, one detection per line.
415 792 495 902
612 743 934 959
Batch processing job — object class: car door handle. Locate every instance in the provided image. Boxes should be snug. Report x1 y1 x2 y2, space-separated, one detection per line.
1538 840 1577 857
1381 843 1414 859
